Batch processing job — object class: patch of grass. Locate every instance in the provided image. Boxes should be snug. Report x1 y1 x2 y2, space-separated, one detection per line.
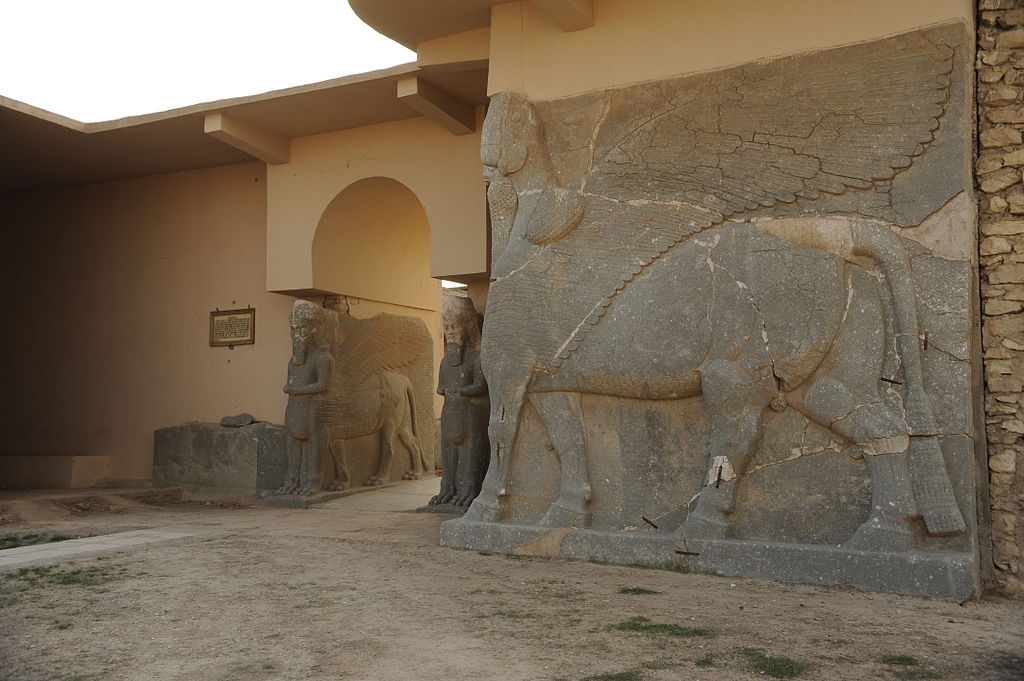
477 550 494 556
54 620 72 630
694 654 715 667
4 564 127 588
741 649 809 679
0 533 80 550
990 653 1024 680
610 616 714 638
581 671 644 681
640 659 679 670
477 609 539 620
879 654 941 679
504 552 527 560
618 587 661 595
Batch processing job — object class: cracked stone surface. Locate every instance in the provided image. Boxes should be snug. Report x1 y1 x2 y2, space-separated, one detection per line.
455 23 980 599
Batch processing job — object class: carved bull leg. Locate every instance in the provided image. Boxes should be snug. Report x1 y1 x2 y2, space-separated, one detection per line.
398 423 423 480
530 392 592 528
803 377 917 550
325 440 349 491
681 359 774 540
364 420 397 486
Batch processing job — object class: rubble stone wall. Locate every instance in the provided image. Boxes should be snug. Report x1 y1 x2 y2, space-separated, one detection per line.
978 0 1024 596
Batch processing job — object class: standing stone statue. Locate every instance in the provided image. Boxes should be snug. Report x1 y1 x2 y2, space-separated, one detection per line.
278 300 334 496
425 296 489 512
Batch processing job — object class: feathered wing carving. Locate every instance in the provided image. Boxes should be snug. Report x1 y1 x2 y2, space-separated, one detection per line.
486 28 954 374
328 314 432 394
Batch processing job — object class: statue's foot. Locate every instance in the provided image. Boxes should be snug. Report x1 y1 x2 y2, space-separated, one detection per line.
363 476 386 487
679 511 729 540
326 481 348 492
402 470 420 481
843 515 916 552
538 500 589 528
463 496 503 522
452 492 475 508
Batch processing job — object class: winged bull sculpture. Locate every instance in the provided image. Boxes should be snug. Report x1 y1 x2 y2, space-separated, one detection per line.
464 30 967 549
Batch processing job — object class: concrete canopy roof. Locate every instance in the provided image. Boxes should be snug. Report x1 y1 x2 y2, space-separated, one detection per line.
349 0 507 49
1 63 488 194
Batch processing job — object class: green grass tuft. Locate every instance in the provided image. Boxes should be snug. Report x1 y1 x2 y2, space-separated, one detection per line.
610 616 714 638
882 655 921 666
741 649 809 678
618 587 661 595
694 654 715 667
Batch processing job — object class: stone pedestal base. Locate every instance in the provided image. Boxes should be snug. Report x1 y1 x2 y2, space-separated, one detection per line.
261 482 399 509
440 519 979 600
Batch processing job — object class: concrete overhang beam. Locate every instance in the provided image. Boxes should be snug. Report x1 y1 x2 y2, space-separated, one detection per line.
531 0 593 32
396 76 476 136
203 113 291 165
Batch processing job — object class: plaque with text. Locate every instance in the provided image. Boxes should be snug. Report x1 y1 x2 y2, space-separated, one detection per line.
210 308 255 346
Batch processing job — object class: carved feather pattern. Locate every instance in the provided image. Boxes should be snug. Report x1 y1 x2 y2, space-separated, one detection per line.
486 28 956 374
327 313 432 396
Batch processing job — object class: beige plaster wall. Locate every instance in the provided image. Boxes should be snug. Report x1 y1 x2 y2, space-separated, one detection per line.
488 0 973 99
267 115 488 290
0 163 294 482
312 177 439 312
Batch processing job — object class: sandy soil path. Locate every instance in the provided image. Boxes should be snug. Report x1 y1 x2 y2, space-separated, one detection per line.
0 484 1021 681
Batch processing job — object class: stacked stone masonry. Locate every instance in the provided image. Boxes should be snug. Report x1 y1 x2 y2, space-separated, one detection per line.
979 0 1024 595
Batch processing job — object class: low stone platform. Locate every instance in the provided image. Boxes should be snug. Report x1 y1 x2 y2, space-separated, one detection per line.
0 529 195 571
440 518 978 600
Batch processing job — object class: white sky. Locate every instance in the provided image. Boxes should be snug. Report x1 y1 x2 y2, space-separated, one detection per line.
0 0 415 122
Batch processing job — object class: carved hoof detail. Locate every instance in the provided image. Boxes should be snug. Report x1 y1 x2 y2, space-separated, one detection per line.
921 507 966 537
680 512 729 540
402 470 420 481
843 515 916 552
538 501 589 529
463 497 503 523
363 476 386 487
326 481 348 492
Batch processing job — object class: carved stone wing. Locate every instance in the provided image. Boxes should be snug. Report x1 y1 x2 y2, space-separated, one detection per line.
584 33 952 214
488 28 955 374
330 314 432 391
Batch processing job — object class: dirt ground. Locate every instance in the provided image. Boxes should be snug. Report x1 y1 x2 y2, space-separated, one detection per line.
0 488 1021 681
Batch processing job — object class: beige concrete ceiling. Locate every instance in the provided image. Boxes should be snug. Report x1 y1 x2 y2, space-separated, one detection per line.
1 63 488 193
349 0 506 49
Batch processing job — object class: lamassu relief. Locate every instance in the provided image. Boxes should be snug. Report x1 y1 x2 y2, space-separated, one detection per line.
442 23 981 599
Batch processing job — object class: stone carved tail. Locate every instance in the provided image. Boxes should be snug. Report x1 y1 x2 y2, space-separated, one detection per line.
849 222 965 536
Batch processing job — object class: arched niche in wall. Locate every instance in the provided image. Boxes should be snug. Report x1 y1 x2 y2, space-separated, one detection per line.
311 176 439 311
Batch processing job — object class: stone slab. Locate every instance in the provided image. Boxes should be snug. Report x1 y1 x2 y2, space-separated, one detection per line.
441 519 977 599
261 484 398 509
687 539 979 601
153 421 286 499
0 529 195 571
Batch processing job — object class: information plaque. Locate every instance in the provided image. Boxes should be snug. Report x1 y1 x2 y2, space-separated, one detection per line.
210 308 255 346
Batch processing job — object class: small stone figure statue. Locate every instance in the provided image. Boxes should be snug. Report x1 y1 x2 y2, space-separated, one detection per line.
427 296 489 511
277 300 334 496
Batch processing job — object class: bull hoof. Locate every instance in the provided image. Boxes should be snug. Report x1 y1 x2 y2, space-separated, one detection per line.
843 515 915 551
538 501 589 528
922 507 966 537
326 481 348 492
363 476 386 487
680 512 729 540
464 497 503 522
402 470 420 481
